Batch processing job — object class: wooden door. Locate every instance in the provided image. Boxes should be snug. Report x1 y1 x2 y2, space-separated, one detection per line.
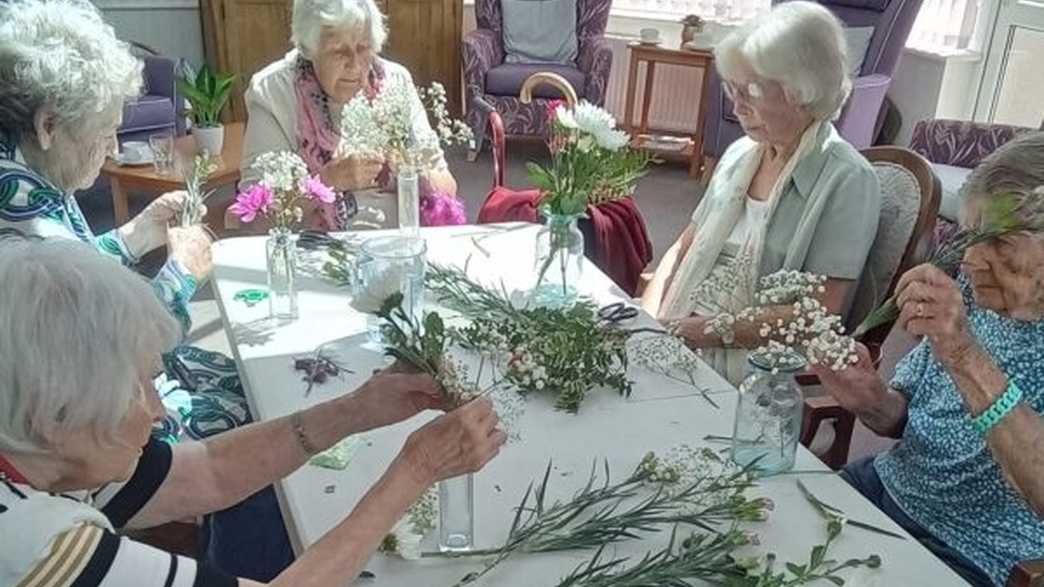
201 0 293 122
382 0 463 117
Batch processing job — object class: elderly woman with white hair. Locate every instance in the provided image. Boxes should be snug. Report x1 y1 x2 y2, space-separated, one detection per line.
812 132 1044 586
0 237 505 587
241 0 458 230
640 1 881 385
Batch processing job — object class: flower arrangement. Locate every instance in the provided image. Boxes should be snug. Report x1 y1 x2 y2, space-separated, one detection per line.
338 80 472 171
426 264 632 412
529 101 652 215
230 151 335 230
855 192 1044 337
703 270 859 372
179 152 218 227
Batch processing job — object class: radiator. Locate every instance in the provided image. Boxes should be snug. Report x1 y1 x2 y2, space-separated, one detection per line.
603 35 707 135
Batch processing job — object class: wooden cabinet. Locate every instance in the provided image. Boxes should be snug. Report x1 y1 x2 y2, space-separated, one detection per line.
201 0 463 121
201 0 293 122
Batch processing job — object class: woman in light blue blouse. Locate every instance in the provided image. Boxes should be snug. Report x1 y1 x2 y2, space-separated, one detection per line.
812 132 1044 587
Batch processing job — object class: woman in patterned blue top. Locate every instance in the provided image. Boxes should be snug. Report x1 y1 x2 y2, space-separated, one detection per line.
812 132 1044 586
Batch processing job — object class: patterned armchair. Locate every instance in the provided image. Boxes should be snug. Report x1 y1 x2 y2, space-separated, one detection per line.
461 0 613 158
909 118 1041 230
117 42 186 144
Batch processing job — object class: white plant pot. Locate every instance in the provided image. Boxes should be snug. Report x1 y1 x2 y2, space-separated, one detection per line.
193 125 224 156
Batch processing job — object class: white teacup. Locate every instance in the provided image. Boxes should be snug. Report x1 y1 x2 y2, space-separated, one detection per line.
121 141 151 163
639 27 661 43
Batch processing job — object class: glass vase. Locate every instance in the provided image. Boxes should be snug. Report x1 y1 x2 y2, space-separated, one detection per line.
266 228 298 321
352 235 427 343
531 212 584 308
438 473 474 552
730 351 806 475
397 166 420 236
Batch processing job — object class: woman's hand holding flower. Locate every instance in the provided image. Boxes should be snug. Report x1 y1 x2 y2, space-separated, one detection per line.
896 264 977 367
320 153 384 192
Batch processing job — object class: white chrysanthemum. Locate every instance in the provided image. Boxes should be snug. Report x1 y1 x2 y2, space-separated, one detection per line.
555 104 578 129
593 127 630 151
350 266 410 314
572 101 617 137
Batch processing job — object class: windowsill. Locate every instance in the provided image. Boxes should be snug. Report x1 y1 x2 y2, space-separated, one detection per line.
903 46 982 63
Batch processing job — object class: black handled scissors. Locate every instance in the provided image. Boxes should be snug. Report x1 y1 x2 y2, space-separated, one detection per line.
598 302 639 325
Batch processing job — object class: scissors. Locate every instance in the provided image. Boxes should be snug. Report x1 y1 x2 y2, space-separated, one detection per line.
598 302 639 325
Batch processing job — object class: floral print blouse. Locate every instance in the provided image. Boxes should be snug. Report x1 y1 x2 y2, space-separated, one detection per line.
874 276 1044 585
0 144 197 335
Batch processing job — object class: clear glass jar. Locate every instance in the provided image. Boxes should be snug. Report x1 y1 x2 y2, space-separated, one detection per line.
266 228 298 321
352 235 427 343
531 212 584 308
438 473 474 552
730 350 806 475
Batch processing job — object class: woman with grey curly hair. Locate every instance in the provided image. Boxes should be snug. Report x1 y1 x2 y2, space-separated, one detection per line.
241 0 459 230
813 132 1044 586
0 238 504 587
641 1 881 385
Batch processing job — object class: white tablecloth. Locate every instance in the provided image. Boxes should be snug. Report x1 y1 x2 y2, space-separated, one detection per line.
210 224 965 586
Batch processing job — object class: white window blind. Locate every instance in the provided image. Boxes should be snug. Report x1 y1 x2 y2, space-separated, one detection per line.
907 0 981 52
608 0 981 54
610 0 768 22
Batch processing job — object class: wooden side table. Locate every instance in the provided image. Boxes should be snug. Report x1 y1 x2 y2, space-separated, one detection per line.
622 42 714 177
101 122 245 225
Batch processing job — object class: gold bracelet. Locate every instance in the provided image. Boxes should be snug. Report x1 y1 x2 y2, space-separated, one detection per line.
291 412 319 456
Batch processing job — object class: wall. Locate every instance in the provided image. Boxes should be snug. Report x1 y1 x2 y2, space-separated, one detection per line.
887 48 980 145
93 0 206 67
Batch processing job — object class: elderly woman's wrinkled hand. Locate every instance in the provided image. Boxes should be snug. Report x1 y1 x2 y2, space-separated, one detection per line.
399 397 506 485
353 370 445 431
670 315 713 348
167 224 213 280
896 264 976 366
319 154 384 192
810 343 885 412
119 191 195 255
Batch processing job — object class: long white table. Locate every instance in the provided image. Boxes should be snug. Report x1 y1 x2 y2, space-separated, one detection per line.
210 224 966 586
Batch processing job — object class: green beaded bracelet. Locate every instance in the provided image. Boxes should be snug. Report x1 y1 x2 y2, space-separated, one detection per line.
971 380 1023 436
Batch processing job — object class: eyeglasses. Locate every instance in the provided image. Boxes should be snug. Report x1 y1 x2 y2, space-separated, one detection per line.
722 80 767 104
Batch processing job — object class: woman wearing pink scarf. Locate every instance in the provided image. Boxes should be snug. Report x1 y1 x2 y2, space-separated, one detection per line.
240 0 464 231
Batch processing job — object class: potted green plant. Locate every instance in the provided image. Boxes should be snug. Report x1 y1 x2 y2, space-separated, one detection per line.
177 63 234 155
680 14 705 44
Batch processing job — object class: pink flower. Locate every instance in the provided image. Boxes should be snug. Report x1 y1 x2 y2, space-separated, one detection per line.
230 184 274 223
303 175 336 204
420 190 467 226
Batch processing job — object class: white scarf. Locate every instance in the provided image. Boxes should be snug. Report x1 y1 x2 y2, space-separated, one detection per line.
658 121 826 384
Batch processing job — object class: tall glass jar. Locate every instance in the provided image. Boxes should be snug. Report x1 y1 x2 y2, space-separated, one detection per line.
352 235 427 343
731 351 806 475
531 211 584 308
397 166 420 236
266 227 298 321
438 473 474 552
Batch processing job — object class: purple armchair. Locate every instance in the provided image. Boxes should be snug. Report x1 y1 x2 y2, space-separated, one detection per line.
462 0 613 158
702 0 923 158
117 42 186 144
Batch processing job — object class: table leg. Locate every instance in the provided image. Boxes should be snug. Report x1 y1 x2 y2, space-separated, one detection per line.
623 51 640 134
111 176 129 225
640 61 656 136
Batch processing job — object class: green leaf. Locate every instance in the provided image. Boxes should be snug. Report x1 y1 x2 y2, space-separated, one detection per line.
824 576 845 586
378 292 405 317
810 544 826 569
785 562 805 576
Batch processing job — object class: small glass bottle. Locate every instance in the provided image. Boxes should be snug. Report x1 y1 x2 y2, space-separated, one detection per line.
731 350 805 475
397 166 420 236
266 227 298 321
438 473 474 552
531 211 584 308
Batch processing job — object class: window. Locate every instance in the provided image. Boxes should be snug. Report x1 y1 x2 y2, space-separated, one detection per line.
609 0 768 22
906 0 982 52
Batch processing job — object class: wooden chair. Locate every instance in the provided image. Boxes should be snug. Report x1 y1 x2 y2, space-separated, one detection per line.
799 146 941 470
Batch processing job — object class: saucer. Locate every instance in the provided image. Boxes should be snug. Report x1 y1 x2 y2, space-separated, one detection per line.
638 39 662 46
114 152 154 166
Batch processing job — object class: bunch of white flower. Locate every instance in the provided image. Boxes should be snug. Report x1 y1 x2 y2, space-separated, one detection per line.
254 151 310 193
382 486 437 560
627 335 704 373
438 353 526 442
555 101 630 151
